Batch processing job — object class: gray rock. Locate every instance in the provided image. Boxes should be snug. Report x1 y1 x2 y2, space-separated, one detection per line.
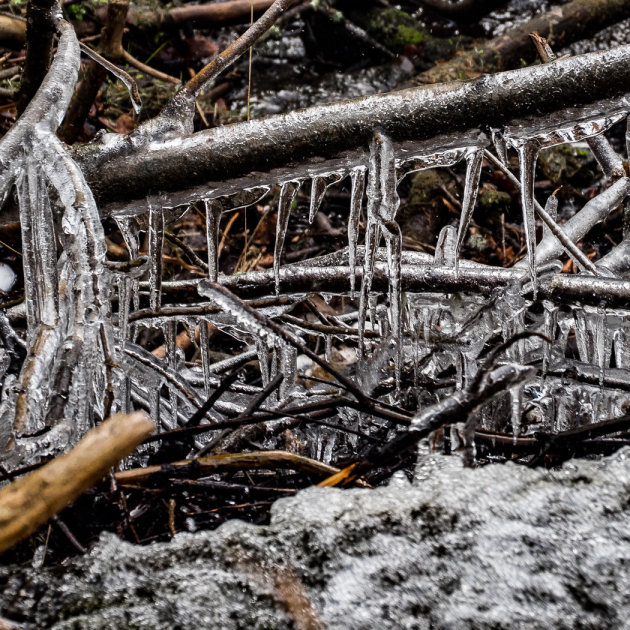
3 450 630 629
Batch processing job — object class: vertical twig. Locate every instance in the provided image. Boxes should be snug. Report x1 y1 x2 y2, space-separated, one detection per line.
17 0 58 115
58 0 129 143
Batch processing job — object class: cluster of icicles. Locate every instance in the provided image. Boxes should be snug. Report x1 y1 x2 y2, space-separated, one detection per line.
97 96 630 464
7 90 630 466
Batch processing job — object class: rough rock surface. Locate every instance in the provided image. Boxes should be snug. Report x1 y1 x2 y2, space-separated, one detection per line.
2 450 630 629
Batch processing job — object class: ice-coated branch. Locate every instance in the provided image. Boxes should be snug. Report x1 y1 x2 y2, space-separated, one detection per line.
530 32 625 180
0 17 116 461
0 18 79 193
129 0 296 143
215 253 630 307
522 176 630 269
319 361 535 487
75 43 630 206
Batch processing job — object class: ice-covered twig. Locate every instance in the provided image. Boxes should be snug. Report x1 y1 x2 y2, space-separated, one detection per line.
483 150 602 274
76 44 630 206
525 176 630 269
318 361 535 487
199 281 369 403
78 42 141 115
130 0 296 143
215 257 630 307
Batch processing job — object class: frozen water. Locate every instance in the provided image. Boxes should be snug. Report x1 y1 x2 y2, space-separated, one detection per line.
348 166 366 295
274 180 302 294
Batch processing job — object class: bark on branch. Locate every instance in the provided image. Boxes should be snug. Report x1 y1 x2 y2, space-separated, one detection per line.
0 412 154 554
74 43 630 208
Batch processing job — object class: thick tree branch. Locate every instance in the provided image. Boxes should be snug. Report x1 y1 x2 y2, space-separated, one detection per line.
72 44 630 209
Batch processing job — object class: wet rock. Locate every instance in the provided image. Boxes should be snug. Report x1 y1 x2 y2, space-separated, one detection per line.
3 450 630 628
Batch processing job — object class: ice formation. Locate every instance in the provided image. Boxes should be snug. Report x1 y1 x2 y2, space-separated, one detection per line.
2 16 630 472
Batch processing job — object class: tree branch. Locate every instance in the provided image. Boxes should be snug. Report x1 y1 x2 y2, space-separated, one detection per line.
0 412 153 554
73 44 630 208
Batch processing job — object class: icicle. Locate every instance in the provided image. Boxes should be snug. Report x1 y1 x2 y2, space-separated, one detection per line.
279 344 297 400
455 350 464 391
149 386 161 429
117 276 131 344
148 201 164 311
270 343 278 383
16 165 59 332
348 166 366 295
613 325 629 370
309 176 327 224
325 334 333 363
198 319 211 397
164 320 179 425
204 199 222 282
274 180 301 294
323 432 337 465
358 132 401 389
542 193 558 241
516 141 539 293
510 384 523 442
116 216 141 259
596 305 608 387
120 375 131 414
542 300 558 376
256 337 270 386
491 129 509 164
574 307 596 363
433 225 457 267
454 149 484 266
309 171 343 224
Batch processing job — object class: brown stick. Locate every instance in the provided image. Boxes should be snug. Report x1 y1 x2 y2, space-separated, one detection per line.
0 15 26 48
413 0 630 84
115 450 370 487
122 0 277 30
59 0 129 144
0 411 154 554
